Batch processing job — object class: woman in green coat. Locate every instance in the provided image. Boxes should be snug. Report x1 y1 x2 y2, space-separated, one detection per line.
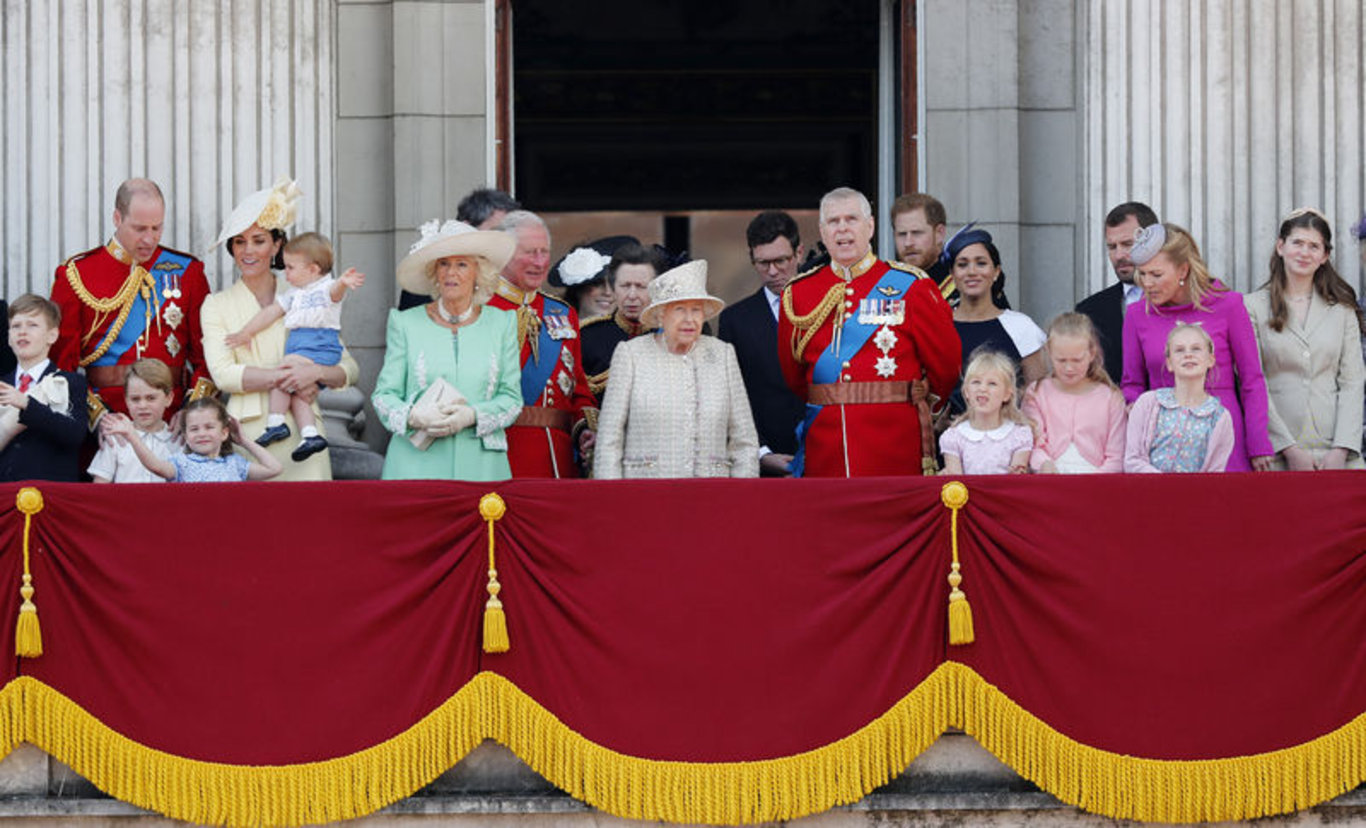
373 220 523 480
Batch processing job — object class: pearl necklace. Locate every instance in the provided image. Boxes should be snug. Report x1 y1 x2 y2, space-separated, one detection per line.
437 301 476 326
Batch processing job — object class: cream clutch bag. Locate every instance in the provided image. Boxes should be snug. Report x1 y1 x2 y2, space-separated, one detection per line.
407 377 468 451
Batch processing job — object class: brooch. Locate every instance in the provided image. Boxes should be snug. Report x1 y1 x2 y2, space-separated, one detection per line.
166 333 182 358
162 302 184 329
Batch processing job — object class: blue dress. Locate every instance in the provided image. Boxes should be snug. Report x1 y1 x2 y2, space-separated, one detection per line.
171 452 251 482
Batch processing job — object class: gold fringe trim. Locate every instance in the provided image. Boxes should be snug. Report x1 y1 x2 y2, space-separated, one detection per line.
1 675 488 827
1 665 1365 826
945 660 1366 823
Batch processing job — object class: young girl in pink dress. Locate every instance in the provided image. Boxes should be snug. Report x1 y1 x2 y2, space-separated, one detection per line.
1125 323 1234 473
940 350 1034 475
1022 313 1127 473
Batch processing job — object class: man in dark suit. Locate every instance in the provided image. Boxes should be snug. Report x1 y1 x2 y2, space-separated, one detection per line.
1076 201 1159 384
717 211 807 476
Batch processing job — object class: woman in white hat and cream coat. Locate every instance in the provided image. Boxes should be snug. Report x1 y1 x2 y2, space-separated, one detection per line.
200 179 360 481
372 220 523 481
594 260 758 478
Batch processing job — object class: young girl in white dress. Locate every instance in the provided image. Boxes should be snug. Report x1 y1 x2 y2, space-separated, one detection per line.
939 350 1034 475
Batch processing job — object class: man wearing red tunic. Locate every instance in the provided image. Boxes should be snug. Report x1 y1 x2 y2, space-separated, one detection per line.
51 179 211 425
486 211 597 478
778 187 960 477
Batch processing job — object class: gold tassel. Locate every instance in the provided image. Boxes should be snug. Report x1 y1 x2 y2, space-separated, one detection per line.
14 487 45 658
941 481 974 645
480 493 509 653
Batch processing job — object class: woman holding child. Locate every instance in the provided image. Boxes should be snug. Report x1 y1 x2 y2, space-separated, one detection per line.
371 220 523 481
200 178 360 481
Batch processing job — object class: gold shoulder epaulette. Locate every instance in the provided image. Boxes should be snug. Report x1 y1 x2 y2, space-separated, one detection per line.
580 314 611 328
787 261 826 286
66 247 102 267
188 377 219 402
158 245 200 261
887 260 930 279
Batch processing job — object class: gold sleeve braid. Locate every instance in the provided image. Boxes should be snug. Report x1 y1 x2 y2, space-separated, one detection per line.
64 260 156 367
514 306 541 364
781 282 846 362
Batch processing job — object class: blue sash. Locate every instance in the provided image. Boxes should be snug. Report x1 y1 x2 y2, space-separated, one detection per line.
792 266 915 477
519 297 569 405
91 249 191 367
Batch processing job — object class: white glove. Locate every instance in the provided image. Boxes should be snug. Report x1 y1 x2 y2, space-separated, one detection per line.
448 404 476 433
408 406 443 432
412 404 475 438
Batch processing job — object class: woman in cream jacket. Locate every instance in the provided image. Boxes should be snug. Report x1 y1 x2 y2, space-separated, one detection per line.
594 260 758 479
1245 209 1365 470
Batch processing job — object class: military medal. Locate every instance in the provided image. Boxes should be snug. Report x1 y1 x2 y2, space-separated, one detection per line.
163 302 184 329
157 261 183 298
557 369 574 396
858 298 906 326
560 347 575 371
166 333 182 358
875 356 897 378
545 314 576 340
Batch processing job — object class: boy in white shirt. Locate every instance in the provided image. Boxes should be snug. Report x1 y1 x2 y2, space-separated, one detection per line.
89 358 182 483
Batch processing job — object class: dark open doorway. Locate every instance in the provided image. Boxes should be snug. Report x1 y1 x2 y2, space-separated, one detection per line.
510 2 882 213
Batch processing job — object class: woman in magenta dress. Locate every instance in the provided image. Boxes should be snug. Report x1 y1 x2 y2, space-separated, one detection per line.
1120 223 1274 471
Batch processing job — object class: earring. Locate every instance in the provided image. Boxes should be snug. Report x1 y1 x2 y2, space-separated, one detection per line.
1179 278 1186 286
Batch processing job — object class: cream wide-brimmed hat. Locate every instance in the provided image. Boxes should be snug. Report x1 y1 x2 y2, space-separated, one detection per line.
209 176 303 250
396 219 517 296
639 259 723 329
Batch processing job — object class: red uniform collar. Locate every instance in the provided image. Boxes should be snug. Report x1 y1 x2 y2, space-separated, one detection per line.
105 237 158 267
831 251 877 281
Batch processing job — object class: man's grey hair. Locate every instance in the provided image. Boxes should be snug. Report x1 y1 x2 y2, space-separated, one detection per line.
497 210 549 243
819 187 873 222
114 178 165 216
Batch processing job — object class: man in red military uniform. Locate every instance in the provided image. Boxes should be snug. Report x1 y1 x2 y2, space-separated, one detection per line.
51 179 211 426
778 187 960 477
487 210 597 478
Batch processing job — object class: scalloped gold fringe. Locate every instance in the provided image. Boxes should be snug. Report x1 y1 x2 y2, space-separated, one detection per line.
1 664 1364 826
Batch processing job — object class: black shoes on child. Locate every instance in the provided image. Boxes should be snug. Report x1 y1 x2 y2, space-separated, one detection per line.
256 424 291 446
291 435 328 462
256 423 328 462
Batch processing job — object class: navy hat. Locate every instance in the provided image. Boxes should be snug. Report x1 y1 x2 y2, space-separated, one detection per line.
942 225 999 267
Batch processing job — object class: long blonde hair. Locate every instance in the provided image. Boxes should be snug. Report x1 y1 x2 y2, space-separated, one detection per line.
1042 312 1114 388
953 348 1031 428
